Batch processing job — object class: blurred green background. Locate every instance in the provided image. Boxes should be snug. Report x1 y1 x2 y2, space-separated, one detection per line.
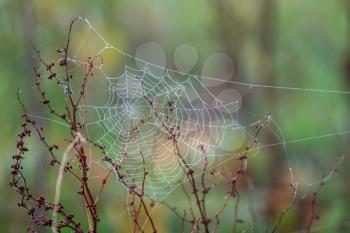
1 0 350 232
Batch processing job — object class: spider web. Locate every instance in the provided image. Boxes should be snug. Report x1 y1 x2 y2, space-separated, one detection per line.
60 17 266 199
25 17 350 202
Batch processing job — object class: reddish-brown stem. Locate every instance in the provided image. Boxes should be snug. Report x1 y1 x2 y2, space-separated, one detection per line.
306 155 344 233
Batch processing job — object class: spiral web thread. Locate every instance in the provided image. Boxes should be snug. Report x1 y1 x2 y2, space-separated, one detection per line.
31 17 350 202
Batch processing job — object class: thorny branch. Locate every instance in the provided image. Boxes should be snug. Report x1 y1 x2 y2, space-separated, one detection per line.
10 17 111 233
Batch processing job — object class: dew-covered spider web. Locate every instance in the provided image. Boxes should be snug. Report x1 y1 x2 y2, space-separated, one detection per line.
62 17 273 200
24 17 350 203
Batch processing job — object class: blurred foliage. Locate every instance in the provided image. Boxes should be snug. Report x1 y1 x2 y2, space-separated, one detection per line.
1 0 350 232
